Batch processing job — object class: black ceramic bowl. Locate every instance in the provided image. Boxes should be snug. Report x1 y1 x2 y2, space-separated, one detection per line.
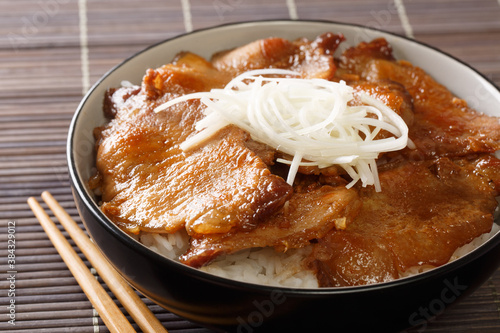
68 20 500 333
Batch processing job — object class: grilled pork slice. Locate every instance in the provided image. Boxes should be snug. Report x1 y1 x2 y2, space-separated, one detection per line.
94 52 293 236
311 156 500 287
181 185 361 268
338 38 500 159
211 32 344 80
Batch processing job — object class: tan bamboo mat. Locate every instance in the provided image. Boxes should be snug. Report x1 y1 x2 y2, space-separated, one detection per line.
1 0 500 332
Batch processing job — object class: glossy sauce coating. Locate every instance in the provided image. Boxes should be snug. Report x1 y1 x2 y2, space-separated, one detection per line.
312 156 499 286
93 34 500 285
310 38 500 286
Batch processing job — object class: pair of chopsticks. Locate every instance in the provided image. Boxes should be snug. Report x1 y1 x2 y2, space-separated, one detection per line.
27 191 168 333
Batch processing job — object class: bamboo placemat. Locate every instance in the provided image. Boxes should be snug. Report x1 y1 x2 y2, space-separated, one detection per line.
1 0 499 332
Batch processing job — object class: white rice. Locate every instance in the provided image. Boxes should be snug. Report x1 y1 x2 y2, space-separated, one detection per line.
199 247 318 288
140 230 190 260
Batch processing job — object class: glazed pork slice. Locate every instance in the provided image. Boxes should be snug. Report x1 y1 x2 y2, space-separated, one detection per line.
94 52 293 236
311 155 500 287
338 38 500 158
336 37 395 80
211 32 344 80
365 59 500 158
181 184 361 268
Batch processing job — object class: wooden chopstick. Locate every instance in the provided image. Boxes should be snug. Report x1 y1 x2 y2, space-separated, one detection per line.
28 192 169 333
27 196 136 333
39 191 168 333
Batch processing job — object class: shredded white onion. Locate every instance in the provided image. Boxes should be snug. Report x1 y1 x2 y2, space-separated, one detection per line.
155 69 411 191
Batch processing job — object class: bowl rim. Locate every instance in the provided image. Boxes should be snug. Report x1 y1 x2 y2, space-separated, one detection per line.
67 18 500 295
